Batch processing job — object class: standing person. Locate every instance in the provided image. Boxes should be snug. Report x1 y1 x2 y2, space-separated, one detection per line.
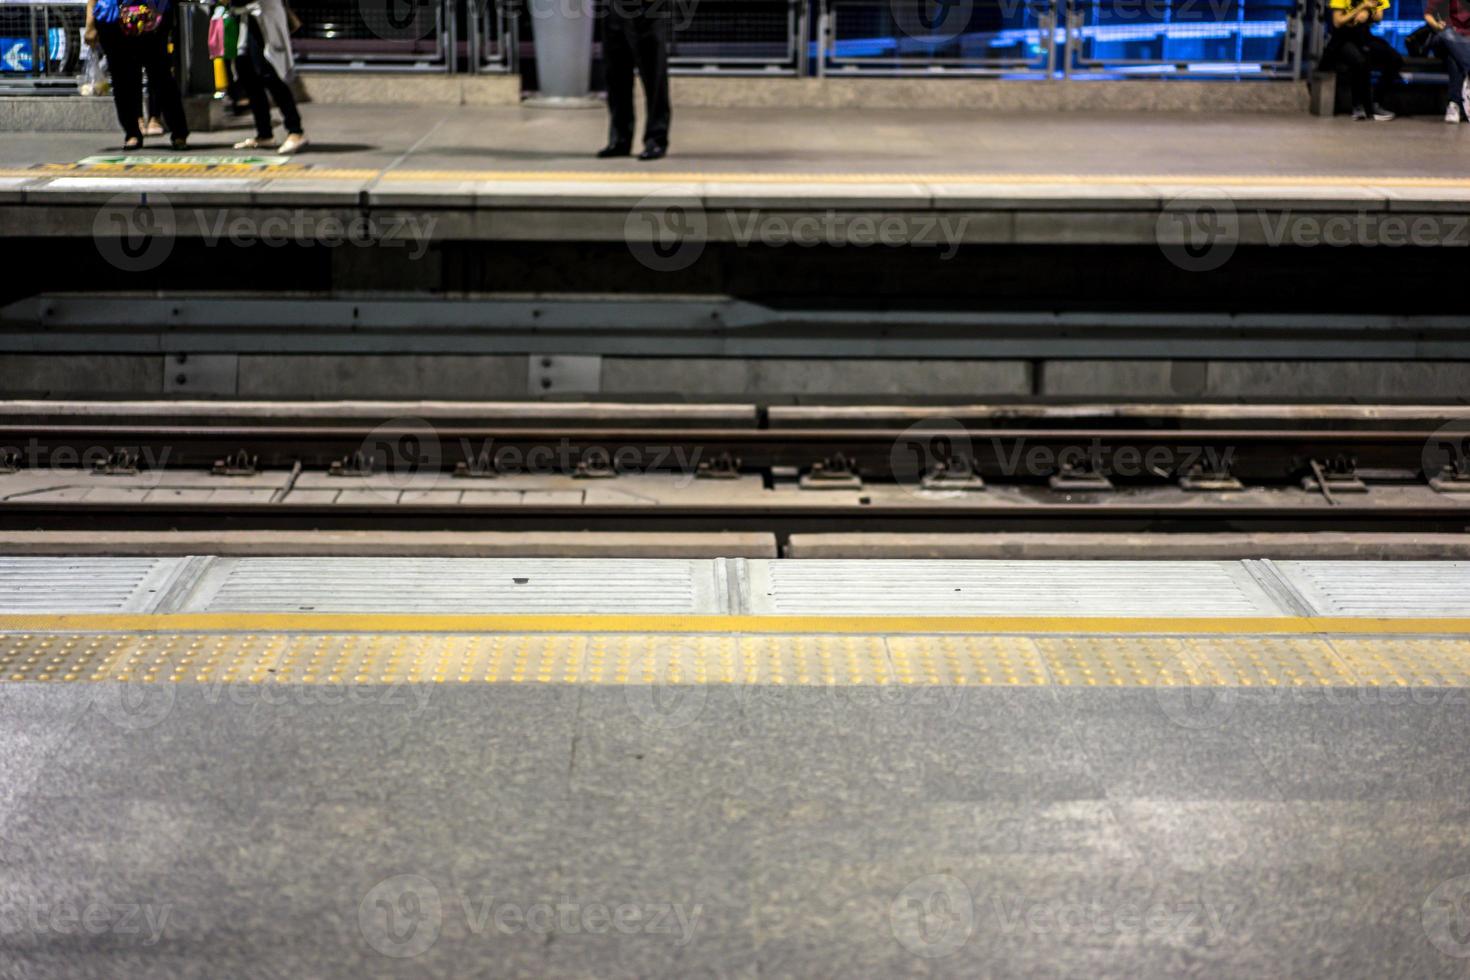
1323 0 1402 120
597 0 670 161
84 0 189 150
1427 0 1470 122
230 0 307 153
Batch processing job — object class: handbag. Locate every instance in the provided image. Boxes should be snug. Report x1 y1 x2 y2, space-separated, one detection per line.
118 0 165 36
207 6 226 58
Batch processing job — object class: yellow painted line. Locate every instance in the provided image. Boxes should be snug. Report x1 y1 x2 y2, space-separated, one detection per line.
4 631 1470 685
0 613 1468 636
5 165 1470 190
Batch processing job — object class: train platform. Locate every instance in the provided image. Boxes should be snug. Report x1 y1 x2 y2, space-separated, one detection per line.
2 105 1470 249
2 557 1468 975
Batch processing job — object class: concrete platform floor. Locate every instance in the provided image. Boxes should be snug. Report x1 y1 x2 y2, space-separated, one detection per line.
4 677 1470 977
2 103 1469 180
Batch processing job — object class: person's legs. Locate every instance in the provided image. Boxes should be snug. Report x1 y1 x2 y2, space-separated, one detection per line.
139 27 188 140
247 17 302 134
1361 33 1402 107
97 23 144 140
143 63 162 130
235 28 274 140
603 13 636 149
1333 38 1372 109
1442 29 1470 109
631 13 670 148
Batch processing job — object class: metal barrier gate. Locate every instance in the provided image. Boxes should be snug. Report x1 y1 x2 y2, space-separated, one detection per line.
0 0 1325 93
291 0 452 71
466 0 514 72
670 0 808 75
821 0 1057 75
0 0 86 92
1061 0 1304 77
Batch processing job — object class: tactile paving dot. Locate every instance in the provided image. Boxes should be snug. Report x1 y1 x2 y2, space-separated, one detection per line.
1327 637 1470 687
1032 635 1354 687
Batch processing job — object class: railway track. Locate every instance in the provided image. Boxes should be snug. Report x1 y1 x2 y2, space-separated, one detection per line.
0 403 1465 534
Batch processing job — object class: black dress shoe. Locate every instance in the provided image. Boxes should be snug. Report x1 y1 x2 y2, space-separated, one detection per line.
596 143 632 159
638 142 667 161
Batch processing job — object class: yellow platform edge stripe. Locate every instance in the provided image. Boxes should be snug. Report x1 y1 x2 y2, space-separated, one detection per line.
0 613 1468 636
7 166 1470 190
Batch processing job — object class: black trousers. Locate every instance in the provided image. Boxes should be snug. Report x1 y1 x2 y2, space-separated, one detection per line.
235 15 302 139
1324 29 1403 110
604 1 671 148
97 19 188 141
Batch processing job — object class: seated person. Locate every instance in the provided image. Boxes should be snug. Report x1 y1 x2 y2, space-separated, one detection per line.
1427 0 1470 122
1323 0 1402 120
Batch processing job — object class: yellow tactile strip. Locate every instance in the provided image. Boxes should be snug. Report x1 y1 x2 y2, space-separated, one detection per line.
6 164 1470 189
4 632 1470 686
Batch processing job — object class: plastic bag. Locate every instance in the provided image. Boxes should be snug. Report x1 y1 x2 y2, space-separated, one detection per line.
79 41 109 96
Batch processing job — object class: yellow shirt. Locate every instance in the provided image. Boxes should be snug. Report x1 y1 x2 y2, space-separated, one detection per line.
1328 0 1388 11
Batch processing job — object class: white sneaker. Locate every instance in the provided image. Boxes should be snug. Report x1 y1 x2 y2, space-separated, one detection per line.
1447 102 1463 124
233 136 274 149
1351 105 1369 121
278 133 308 155
1370 103 1396 121
1463 77 1470 109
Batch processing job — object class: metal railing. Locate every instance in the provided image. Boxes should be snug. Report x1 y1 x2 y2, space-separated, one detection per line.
466 0 514 71
0 0 1325 92
821 0 1057 75
1061 0 1304 76
291 0 453 70
0 0 87 92
670 0 808 75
